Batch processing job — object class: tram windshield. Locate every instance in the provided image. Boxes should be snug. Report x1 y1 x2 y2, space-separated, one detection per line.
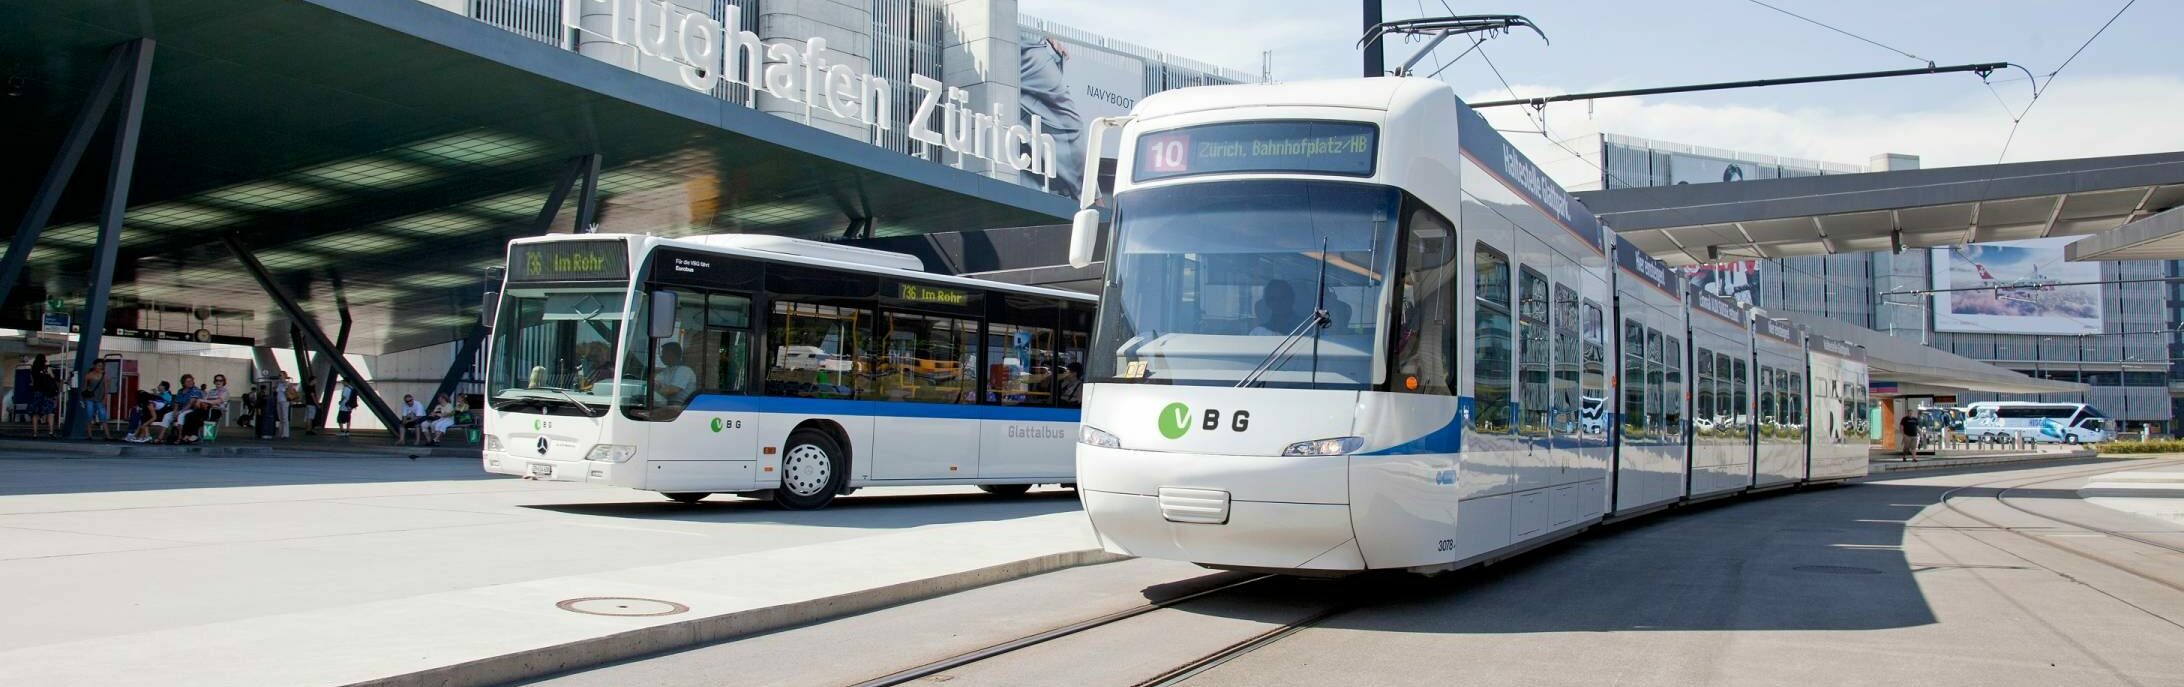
1093 180 1396 389
487 287 633 416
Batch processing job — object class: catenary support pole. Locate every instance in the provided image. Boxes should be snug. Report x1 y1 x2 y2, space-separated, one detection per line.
63 39 154 441
223 232 401 431
1362 0 1383 77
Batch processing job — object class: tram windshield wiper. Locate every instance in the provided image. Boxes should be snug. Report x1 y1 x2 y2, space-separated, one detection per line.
1237 240 1332 389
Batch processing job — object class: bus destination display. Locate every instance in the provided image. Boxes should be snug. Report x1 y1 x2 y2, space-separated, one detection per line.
510 240 629 282
1133 121 1377 182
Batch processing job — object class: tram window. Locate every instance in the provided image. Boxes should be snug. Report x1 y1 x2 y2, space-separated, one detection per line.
1713 352 1731 431
1472 247 1513 433
1758 365 1778 439
1663 336 1682 439
1580 301 1606 436
766 300 872 400
1517 269 1550 437
1622 319 1646 441
1694 347 1715 438
876 311 978 404
1732 358 1749 433
1644 328 1664 437
990 295 1060 407
1393 205 1455 395
1551 284 1580 433
1785 372 1802 437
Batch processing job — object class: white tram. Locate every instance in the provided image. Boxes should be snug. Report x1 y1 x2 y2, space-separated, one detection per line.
1067 77 1872 574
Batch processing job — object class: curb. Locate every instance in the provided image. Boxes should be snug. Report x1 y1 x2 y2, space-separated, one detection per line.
1871 450 2099 473
347 548 1127 687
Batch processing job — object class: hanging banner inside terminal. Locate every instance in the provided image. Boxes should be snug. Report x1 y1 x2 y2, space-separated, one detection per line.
510 240 629 282
1018 33 1146 197
1133 121 1376 182
1929 237 2102 336
564 1 1058 182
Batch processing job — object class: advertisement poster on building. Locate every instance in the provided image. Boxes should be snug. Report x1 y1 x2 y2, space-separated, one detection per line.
1667 153 1753 185
1019 34 1146 197
1929 237 2103 335
1681 260 1759 304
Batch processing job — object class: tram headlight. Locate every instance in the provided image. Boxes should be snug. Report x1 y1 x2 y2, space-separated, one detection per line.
585 444 638 463
1079 425 1121 449
1281 436 1365 456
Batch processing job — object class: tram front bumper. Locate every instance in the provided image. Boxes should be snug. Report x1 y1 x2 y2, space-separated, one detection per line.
1076 445 1363 571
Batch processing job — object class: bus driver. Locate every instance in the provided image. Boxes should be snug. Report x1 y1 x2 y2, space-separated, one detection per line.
652 341 697 408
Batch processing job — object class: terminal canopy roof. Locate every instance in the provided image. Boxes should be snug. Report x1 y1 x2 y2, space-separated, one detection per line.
1577 152 2184 266
0 0 1072 354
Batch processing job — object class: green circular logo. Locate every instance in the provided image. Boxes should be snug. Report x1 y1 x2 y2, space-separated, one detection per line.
532 419 542 431
1158 402 1191 439
709 417 724 433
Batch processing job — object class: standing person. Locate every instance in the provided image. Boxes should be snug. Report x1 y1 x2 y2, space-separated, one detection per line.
1898 412 1920 458
79 363 113 441
27 354 59 438
276 371 300 439
336 385 358 437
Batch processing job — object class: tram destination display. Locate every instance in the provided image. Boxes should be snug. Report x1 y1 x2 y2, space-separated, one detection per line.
1133 121 1377 182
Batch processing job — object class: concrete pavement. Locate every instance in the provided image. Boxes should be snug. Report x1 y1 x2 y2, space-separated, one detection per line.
0 452 1102 686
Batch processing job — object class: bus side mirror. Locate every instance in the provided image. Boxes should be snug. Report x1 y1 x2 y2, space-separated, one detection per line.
650 291 677 339
480 291 499 329
1068 209 1099 269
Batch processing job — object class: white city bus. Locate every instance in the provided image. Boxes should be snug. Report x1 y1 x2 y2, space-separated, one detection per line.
482 234 1094 509
1962 401 2112 444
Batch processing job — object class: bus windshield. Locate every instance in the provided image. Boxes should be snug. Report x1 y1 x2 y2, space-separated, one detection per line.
1093 180 1396 389
487 287 632 415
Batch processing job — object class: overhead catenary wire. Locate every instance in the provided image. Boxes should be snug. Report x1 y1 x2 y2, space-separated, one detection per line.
1742 0 1931 65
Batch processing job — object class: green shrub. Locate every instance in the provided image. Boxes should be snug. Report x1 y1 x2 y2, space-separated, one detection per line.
2092 439 2184 454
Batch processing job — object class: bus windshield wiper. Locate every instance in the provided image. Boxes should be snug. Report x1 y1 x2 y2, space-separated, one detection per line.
1238 239 1332 389
505 386 602 417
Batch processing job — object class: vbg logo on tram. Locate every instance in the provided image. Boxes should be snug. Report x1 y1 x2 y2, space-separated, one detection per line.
1156 402 1249 439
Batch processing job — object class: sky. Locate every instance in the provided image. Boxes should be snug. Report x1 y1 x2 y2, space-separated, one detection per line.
1018 0 2184 186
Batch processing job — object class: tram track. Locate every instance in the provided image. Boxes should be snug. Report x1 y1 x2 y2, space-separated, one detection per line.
1929 458 2184 597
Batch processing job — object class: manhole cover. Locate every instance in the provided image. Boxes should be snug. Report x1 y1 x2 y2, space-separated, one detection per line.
555 597 690 617
1793 565 1883 576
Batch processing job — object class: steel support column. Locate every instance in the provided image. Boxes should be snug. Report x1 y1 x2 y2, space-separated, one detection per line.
63 39 154 440
428 325 487 413
309 306 351 431
532 155 585 234
0 43 132 311
222 233 401 430
570 154 602 234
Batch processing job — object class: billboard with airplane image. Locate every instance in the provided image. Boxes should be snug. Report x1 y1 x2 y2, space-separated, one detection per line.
1929 237 2102 335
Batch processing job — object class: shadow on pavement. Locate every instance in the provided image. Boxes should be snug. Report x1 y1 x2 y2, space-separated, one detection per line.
1166 480 1958 634
0 453 492 496
520 489 1084 529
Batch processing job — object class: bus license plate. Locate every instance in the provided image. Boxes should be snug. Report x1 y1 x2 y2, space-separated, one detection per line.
530 463 553 477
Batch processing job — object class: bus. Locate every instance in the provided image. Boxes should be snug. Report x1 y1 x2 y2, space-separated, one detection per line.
1064 77 1869 575
482 234 1095 509
1962 401 2112 444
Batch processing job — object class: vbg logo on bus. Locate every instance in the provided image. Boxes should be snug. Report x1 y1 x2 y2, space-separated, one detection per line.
1157 402 1249 440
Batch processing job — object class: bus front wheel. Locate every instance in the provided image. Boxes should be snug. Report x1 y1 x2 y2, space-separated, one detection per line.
776 429 846 510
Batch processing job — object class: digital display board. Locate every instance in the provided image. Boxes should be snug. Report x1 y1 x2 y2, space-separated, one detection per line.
509 240 629 282
1133 121 1377 182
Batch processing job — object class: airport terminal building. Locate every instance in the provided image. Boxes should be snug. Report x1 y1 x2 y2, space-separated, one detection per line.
1559 131 2179 432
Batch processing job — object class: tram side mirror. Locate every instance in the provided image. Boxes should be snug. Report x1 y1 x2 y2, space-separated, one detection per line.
649 290 677 339
480 291 499 329
1068 209 1100 269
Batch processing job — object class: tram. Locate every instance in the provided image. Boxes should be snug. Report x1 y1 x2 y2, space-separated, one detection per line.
481 234 1094 509
1067 77 1871 573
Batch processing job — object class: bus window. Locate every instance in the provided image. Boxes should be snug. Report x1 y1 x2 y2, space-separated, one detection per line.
766 301 870 400
877 310 978 404
623 287 709 421
989 294 1059 407
1517 269 1550 438
1057 301 1092 408
707 293 754 395
1472 246 1513 433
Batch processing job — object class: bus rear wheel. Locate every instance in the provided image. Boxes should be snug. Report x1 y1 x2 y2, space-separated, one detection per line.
978 484 1032 497
776 429 846 510
663 492 711 504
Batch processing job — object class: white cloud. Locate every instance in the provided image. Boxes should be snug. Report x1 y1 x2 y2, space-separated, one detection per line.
1468 74 2184 188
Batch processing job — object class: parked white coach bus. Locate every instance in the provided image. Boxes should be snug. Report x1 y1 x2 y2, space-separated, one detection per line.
482 234 1094 509
1962 401 2113 444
